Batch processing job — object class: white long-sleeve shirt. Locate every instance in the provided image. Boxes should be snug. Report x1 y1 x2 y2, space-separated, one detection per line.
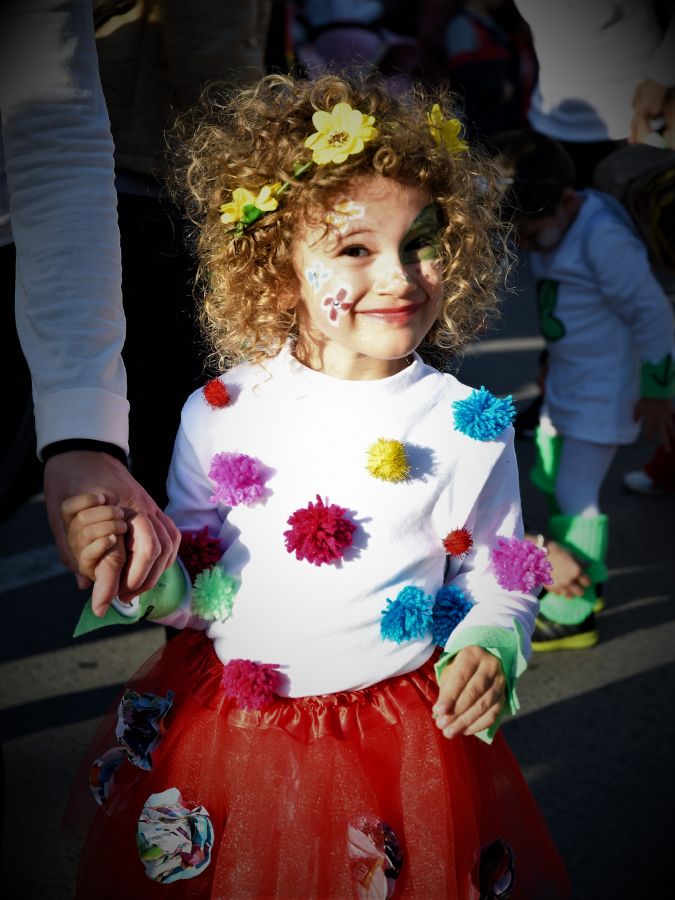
0 0 128 455
165 346 538 697
530 190 675 444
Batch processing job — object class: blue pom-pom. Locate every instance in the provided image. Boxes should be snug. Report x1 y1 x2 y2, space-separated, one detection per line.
452 386 515 441
431 585 473 647
380 586 434 643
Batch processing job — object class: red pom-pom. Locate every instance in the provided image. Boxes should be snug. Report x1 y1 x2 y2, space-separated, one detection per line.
442 527 473 557
203 378 230 408
284 495 357 566
221 659 281 710
178 526 222 582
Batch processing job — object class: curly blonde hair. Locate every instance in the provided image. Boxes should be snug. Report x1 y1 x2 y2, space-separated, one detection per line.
171 73 510 371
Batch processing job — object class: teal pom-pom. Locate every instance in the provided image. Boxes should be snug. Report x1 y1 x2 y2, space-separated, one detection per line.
191 565 237 621
431 585 472 647
380 586 434 643
452 386 515 441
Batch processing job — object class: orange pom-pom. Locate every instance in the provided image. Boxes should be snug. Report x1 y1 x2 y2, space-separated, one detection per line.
443 528 473 557
203 378 230 408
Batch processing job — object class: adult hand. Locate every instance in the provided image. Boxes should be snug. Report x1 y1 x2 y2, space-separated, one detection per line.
432 646 505 739
44 451 180 615
629 78 668 143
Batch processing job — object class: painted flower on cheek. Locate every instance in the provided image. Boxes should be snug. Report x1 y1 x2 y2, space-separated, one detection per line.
322 287 354 323
305 261 333 294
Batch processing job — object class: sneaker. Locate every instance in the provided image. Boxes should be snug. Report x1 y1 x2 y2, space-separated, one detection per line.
531 612 598 651
622 470 673 497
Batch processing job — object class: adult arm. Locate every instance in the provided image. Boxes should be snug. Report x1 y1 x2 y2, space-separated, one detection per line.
0 0 178 608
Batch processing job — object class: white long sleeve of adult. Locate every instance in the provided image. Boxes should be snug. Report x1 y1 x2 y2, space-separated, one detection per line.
0 0 128 456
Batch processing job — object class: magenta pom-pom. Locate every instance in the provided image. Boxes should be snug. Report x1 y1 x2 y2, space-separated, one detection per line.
208 452 268 507
284 495 356 566
490 536 552 593
178 527 222 583
220 659 281 710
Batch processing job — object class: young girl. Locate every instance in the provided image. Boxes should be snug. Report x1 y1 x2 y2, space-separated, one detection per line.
63 74 569 898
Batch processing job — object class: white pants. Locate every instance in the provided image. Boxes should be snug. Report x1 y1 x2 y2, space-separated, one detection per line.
556 436 617 517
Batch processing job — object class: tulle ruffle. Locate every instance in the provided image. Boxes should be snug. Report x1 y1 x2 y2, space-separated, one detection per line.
66 630 569 899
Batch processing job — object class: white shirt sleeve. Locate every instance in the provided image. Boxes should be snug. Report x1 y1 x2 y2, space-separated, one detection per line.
586 216 674 366
0 0 128 456
445 430 539 659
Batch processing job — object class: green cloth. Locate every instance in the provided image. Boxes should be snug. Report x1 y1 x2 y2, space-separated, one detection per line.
434 621 527 744
539 514 608 625
73 560 188 637
531 426 562 510
640 354 675 399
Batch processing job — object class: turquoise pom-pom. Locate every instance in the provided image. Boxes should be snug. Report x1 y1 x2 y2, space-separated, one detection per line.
431 584 473 647
380 586 434 643
191 565 237 621
452 386 515 441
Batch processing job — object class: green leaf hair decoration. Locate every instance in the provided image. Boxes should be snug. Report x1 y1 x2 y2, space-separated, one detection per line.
191 565 237 621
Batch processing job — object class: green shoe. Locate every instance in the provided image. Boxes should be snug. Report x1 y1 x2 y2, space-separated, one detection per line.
532 612 598 651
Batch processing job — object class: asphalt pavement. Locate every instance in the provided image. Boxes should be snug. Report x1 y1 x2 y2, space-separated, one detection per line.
1 261 673 898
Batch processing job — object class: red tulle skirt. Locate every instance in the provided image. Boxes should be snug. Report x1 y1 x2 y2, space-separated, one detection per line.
66 630 570 899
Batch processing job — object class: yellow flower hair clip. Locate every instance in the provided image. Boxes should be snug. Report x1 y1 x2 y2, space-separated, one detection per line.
304 102 378 166
219 183 282 234
428 104 468 156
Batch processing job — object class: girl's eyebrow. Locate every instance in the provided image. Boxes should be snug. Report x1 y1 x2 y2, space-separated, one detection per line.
336 226 375 240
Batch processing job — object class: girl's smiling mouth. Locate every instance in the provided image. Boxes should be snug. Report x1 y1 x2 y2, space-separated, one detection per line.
356 300 427 321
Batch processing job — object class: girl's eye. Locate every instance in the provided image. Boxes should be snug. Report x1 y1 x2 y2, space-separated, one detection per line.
405 233 435 251
341 245 369 258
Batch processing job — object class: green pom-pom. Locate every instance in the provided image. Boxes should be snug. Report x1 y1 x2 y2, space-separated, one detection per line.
191 565 237 621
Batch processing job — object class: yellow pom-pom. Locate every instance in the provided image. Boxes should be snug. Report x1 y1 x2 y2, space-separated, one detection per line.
366 438 410 482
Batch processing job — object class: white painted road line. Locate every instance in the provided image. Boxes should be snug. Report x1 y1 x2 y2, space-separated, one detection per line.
0 544 68 594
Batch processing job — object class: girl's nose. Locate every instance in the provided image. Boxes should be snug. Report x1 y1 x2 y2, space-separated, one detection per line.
373 263 416 297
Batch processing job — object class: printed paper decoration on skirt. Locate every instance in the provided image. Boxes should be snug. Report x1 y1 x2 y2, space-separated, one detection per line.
66 631 570 899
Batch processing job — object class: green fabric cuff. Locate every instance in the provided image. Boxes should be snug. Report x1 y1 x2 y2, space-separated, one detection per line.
434 620 528 744
640 355 675 398
73 560 188 637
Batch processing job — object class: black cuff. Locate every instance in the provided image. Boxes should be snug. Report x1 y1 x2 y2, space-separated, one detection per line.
42 439 129 467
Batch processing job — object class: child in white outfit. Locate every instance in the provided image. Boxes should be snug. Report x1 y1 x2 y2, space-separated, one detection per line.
495 129 675 651
62 75 569 898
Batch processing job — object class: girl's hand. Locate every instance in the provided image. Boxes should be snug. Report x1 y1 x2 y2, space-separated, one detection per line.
61 493 128 583
432 646 505 739
545 540 592 598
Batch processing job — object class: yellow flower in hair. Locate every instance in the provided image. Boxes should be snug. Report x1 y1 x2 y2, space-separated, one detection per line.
305 102 377 166
366 438 410 482
219 182 282 228
428 104 468 156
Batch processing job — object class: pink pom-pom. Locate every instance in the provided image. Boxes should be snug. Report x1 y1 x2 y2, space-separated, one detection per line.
490 536 553 593
220 659 281 710
178 527 222 583
208 452 268 507
284 495 356 566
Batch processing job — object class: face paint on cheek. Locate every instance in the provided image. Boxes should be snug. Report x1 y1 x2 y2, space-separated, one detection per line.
325 199 366 235
399 203 442 265
320 285 354 324
305 260 333 294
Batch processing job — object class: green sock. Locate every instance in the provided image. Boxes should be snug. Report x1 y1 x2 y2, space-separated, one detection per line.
531 426 562 514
